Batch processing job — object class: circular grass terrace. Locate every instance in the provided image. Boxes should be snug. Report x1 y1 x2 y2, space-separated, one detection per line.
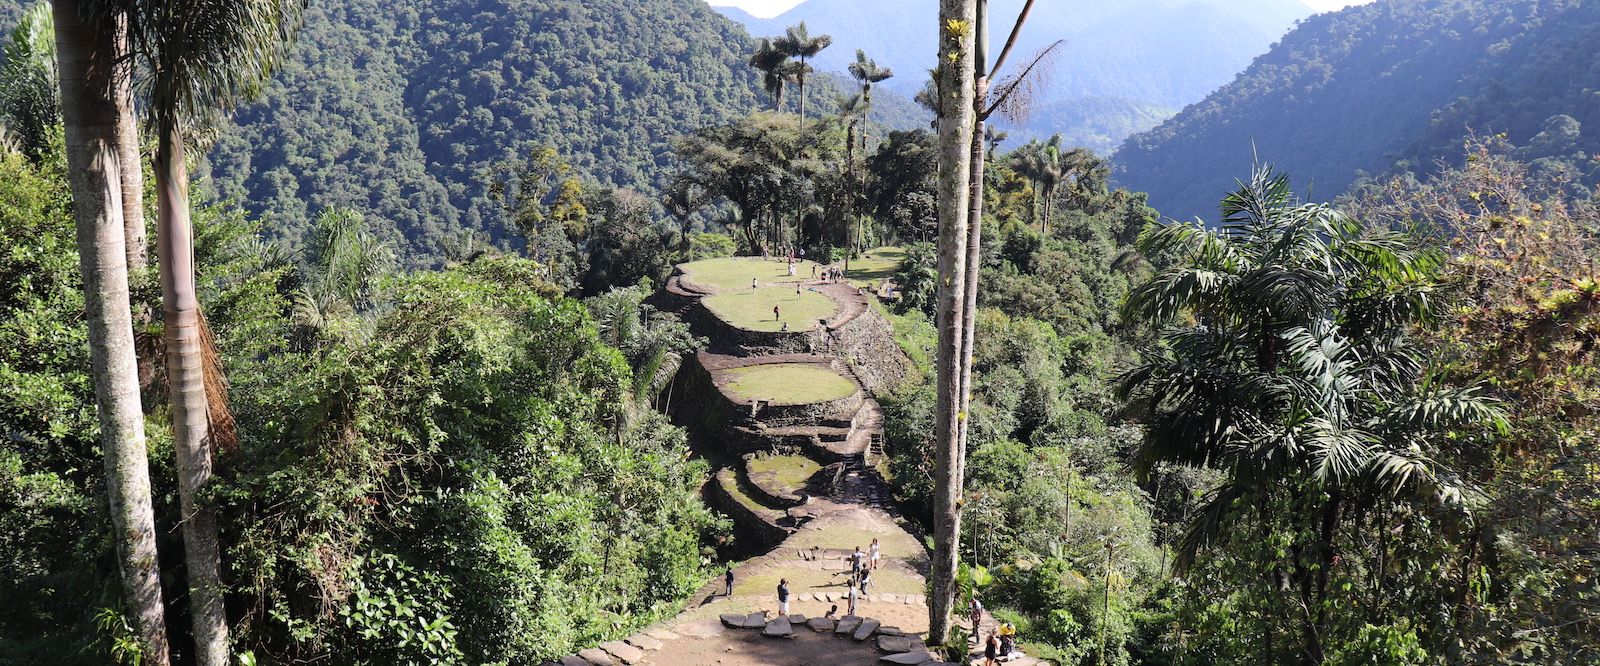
702 286 839 332
678 256 821 292
721 363 856 405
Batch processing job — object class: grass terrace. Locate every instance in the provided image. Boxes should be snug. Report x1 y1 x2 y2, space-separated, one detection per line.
843 246 905 287
748 455 822 490
721 363 856 405
703 286 839 332
679 256 821 292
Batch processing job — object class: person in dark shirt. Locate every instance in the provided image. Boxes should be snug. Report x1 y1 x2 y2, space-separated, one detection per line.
724 568 734 596
777 578 790 615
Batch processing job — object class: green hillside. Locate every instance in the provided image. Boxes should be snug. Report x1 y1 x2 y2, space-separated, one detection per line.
1114 0 1600 223
201 0 763 262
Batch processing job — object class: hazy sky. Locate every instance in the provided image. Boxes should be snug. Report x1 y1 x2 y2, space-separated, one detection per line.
712 0 1376 19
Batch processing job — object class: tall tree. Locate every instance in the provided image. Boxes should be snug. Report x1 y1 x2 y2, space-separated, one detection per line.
930 0 977 646
846 49 893 151
747 37 788 112
114 12 144 270
773 21 831 136
131 1 305 663
50 0 170 662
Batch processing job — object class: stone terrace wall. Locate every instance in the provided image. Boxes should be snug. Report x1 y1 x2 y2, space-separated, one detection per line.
810 302 912 396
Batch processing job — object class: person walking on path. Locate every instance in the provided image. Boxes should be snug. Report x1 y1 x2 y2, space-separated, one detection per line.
846 582 860 616
724 568 734 596
752 278 758 290
851 546 863 578
970 595 986 645
777 578 791 615
773 304 781 321
869 538 881 569
860 568 873 594
984 630 1000 666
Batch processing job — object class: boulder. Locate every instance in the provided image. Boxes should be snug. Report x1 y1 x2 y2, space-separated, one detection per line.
835 616 862 634
807 617 835 632
719 613 746 628
559 657 588 666
625 634 663 651
599 641 644 664
876 635 914 652
742 612 769 628
577 648 615 666
853 618 882 640
877 626 904 636
763 616 793 637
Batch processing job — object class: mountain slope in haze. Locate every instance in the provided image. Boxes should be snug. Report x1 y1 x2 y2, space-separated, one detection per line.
1114 0 1600 223
713 0 1313 152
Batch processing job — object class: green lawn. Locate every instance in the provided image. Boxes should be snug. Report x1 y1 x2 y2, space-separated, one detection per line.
679 256 821 292
703 286 839 332
748 455 822 490
722 363 856 405
844 246 905 287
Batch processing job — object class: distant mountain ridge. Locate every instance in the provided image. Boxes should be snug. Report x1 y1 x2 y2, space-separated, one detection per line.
1114 0 1600 223
712 0 1314 152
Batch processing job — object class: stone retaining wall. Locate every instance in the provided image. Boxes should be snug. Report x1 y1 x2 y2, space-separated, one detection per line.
810 301 913 396
704 469 792 554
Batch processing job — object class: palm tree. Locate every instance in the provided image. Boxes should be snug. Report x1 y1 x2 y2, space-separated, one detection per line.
1 3 59 162
130 1 305 663
773 21 831 135
51 0 170 662
747 37 789 112
929 0 978 646
846 49 893 151
1118 167 1506 662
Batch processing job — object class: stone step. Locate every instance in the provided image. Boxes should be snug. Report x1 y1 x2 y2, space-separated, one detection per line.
853 617 882 641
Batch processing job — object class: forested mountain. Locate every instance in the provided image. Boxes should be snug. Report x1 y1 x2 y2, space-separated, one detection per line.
0 0 922 264
713 0 1313 152
1115 0 1600 223
203 0 763 262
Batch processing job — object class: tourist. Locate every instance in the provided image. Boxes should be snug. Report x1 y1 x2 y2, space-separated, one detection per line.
824 604 838 619
851 546 863 577
984 630 1000 666
751 278 758 290
869 538 881 569
725 568 734 596
811 265 817 278
860 568 873 593
773 304 781 321
970 595 985 643
846 582 860 616
796 284 801 295
780 321 788 331
777 578 790 615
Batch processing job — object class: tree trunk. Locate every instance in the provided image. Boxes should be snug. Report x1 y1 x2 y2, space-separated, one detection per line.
929 0 977 647
955 80 986 490
114 14 145 271
53 2 171 663
154 121 230 666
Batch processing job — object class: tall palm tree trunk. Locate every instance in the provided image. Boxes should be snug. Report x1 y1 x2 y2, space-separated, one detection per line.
53 2 171 662
930 0 977 646
115 14 144 271
154 121 230 666
955 77 987 493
